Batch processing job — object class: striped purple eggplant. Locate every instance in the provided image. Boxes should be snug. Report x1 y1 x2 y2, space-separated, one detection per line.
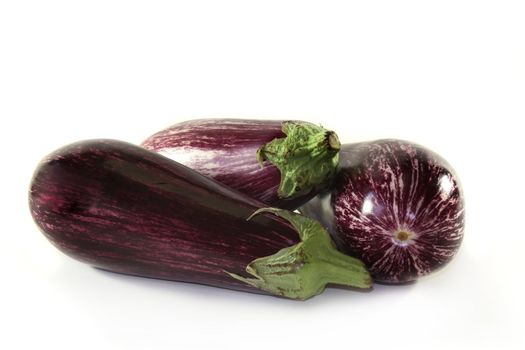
29 139 370 300
141 119 341 210
300 140 465 284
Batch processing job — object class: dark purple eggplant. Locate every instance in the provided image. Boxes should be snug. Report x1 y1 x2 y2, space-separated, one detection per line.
29 139 370 300
300 140 465 284
141 119 341 210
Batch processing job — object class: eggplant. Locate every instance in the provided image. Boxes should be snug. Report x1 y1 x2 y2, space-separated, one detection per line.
29 139 370 300
141 119 341 210
300 140 465 284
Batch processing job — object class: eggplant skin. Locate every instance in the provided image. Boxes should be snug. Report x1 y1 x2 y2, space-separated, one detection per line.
142 119 337 210
29 139 300 295
301 140 465 284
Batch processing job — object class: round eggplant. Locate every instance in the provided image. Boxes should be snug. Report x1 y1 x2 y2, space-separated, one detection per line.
301 140 465 284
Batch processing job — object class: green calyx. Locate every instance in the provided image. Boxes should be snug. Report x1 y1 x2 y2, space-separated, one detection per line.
256 121 341 199
226 208 372 300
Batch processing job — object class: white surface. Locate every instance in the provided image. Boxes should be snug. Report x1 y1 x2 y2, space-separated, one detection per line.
1 1 524 349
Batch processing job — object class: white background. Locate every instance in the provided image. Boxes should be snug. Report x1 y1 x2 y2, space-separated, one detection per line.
1 1 524 349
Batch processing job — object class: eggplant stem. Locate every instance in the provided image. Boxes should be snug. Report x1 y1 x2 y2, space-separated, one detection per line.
255 122 340 199
227 208 372 300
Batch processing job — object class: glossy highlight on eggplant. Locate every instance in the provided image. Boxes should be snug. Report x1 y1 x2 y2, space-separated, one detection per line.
301 140 465 284
142 119 340 210
29 139 370 300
